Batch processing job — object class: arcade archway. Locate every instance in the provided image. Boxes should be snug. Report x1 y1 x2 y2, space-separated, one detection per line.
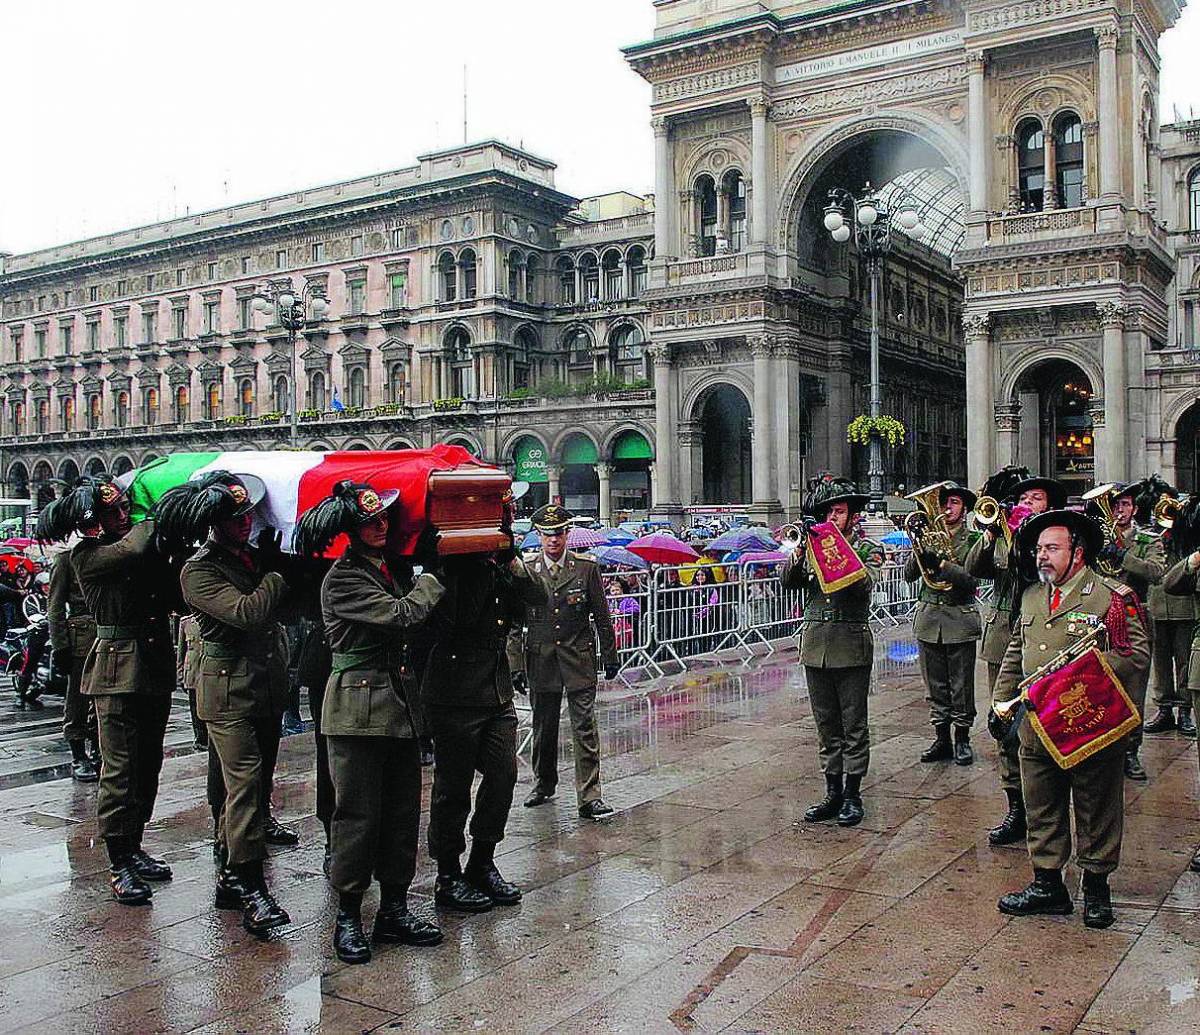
697 384 751 504
510 435 549 514
1176 400 1200 494
1010 359 1095 495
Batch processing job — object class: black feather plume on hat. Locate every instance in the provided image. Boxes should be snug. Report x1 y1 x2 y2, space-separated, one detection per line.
981 465 1030 504
292 480 366 557
35 475 116 543
153 470 246 547
1134 474 1175 526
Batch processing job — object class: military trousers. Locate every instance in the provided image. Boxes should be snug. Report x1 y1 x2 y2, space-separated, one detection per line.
93 692 172 844
62 653 95 745
1018 717 1124 875
805 665 871 777
427 702 518 861
530 685 601 805
919 639 977 730
1152 619 1192 710
308 681 335 831
1124 614 1154 754
987 661 1022 794
206 715 279 866
327 735 420 896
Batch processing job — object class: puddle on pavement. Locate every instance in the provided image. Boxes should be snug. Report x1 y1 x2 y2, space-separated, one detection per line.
0 842 72 885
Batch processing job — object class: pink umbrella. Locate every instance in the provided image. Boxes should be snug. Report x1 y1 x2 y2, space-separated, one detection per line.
738 550 789 564
567 526 608 549
627 532 700 566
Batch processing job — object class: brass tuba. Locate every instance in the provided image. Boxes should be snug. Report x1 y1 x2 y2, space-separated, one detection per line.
972 495 1013 550
1153 494 1186 530
1081 482 1124 577
904 482 954 591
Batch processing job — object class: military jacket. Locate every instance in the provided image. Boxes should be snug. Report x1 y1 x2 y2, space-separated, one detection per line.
903 522 982 644
781 534 882 668
508 552 618 692
180 541 289 722
72 520 176 696
47 547 95 660
423 556 547 709
176 613 202 691
320 549 445 738
1149 536 1198 622
1115 522 1165 605
1161 555 1200 688
964 531 1019 665
994 565 1150 706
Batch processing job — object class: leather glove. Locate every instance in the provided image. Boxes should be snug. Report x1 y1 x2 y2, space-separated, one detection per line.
986 707 1008 743
414 524 442 574
257 527 283 572
604 663 620 680
1099 542 1127 565
511 672 529 696
918 548 943 572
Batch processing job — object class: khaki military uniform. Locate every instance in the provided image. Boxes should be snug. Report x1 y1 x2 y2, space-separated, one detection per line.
508 552 617 806
72 521 177 847
320 550 444 895
781 534 882 777
424 557 546 862
1114 524 1165 752
995 566 1150 875
1153 542 1199 710
47 548 96 746
904 522 982 731
965 532 1022 791
181 542 289 867
1162 555 1200 779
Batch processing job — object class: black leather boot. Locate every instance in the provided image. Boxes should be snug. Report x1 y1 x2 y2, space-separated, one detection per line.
1143 707 1176 734
953 727 974 766
1124 749 1147 782
107 837 153 906
264 814 299 846
920 725 953 763
998 868 1073 917
435 859 494 913
68 741 99 782
988 789 1027 846
464 842 521 905
214 867 245 910
373 887 444 946
804 773 843 822
1179 707 1196 737
131 847 172 882
236 862 289 935
1081 871 1115 929
334 903 371 964
836 774 864 827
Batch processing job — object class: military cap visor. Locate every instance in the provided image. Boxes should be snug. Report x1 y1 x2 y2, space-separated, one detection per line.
531 503 573 532
1017 508 1104 562
353 486 399 523
219 473 267 517
1009 477 1068 509
938 482 978 511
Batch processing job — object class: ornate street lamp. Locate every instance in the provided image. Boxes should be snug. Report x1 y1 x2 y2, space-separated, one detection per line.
251 282 330 447
824 183 923 513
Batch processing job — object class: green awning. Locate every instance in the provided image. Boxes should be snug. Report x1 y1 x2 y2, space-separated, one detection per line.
562 436 598 465
613 430 652 461
513 436 548 483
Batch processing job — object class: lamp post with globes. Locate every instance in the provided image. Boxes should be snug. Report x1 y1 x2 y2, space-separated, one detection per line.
823 183 923 513
251 282 330 447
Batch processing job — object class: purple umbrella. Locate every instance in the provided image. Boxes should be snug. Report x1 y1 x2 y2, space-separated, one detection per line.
737 550 789 565
568 526 608 549
603 527 636 545
588 545 650 570
707 527 779 552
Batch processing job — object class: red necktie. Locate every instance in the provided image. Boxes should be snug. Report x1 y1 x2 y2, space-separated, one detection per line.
378 561 393 586
1051 588 1062 612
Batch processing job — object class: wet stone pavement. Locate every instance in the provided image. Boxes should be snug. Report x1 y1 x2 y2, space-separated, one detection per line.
0 632 1198 1033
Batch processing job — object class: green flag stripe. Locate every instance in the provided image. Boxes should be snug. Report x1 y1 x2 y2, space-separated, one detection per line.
128 452 221 521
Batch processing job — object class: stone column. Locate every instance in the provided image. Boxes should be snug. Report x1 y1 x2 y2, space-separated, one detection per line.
1043 131 1058 210
1088 401 1108 484
967 51 989 214
994 401 1021 469
715 186 730 254
648 460 658 509
678 421 700 507
997 134 1019 212
595 461 612 524
749 96 772 245
649 342 677 506
963 313 993 489
546 463 562 506
652 117 674 259
1097 301 1128 481
1096 26 1120 199
679 189 696 257
750 334 777 508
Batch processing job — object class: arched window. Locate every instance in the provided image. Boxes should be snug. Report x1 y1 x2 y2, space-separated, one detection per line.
627 245 647 298
525 254 540 304
609 323 646 380
446 326 472 363
514 326 537 390
206 383 221 420
508 250 524 299
557 256 576 304
60 396 75 432
697 175 718 256
310 371 326 411
459 249 477 300
389 362 406 404
578 253 599 302
115 392 128 429
1017 118 1045 212
143 388 158 426
725 170 746 252
438 251 456 302
565 327 592 366
273 374 288 413
601 249 623 300
88 393 102 430
1053 113 1084 209
348 366 366 408
446 327 473 398
239 378 254 417
174 386 189 424
1189 169 1200 231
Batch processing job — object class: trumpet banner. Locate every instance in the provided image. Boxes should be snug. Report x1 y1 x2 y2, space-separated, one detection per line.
1023 647 1141 769
804 521 867 593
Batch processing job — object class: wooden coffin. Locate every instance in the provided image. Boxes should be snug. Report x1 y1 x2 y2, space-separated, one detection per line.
426 468 513 555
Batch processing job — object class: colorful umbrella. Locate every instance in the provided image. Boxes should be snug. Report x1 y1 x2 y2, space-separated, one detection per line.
679 555 728 585
568 526 607 549
882 530 911 546
521 530 541 550
737 550 789 565
627 532 700 566
707 527 778 552
603 527 636 545
588 545 650 570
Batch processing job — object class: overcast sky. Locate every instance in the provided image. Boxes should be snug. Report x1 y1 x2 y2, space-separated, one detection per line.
3 0 1199 257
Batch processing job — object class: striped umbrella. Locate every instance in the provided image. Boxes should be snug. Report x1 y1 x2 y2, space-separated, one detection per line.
567 526 608 549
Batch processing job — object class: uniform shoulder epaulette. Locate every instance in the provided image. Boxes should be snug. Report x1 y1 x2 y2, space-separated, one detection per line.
1132 528 1161 545
569 550 594 562
1097 574 1136 598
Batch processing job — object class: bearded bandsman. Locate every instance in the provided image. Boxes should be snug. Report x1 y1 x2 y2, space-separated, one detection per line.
39 476 180 905
163 472 292 937
294 480 447 966
965 470 1065 846
995 509 1149 929
781 476 882 827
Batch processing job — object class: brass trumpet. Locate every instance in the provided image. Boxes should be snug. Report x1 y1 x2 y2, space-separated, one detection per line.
973 495 1012 549
778 523 805 553
904 482 953 591
1153 495 1186 529
1081 483 1124 578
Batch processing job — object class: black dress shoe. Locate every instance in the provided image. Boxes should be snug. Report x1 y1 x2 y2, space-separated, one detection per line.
131 849 173 882
1082 875 1115 929
434 875 494 913
836 795 865 827
988 794 1027 846
373 907 444 946
110 862 153 905
464 863 522 906
264 816 299 847
578 799 615 820
804 774 844 822
998 870 1073 917
1124 751 1148 782
70 758 100 783
214 867 246 910
920 729 953 763
1179 709 1197 737
1143 707 1176 734
241 886 290 935
523 788 555 808
334 909 371 964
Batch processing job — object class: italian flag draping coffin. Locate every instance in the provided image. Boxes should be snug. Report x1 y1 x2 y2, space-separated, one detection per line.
118 445 510 555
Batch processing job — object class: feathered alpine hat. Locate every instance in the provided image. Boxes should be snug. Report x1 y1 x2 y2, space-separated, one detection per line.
802 473 869 519
291 479 400 556
153 470 267 546
35 474 125 543
980 465 1030 505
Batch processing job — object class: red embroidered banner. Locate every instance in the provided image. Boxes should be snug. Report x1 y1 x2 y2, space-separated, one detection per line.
804 521 867 593
1023 647 1141 769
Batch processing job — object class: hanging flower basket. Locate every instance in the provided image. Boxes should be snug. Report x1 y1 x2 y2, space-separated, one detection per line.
847 414 906 448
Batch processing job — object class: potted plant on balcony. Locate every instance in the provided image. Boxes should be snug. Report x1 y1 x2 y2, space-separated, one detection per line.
259 411 283 425
433 397 465 412
846 414 906 448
